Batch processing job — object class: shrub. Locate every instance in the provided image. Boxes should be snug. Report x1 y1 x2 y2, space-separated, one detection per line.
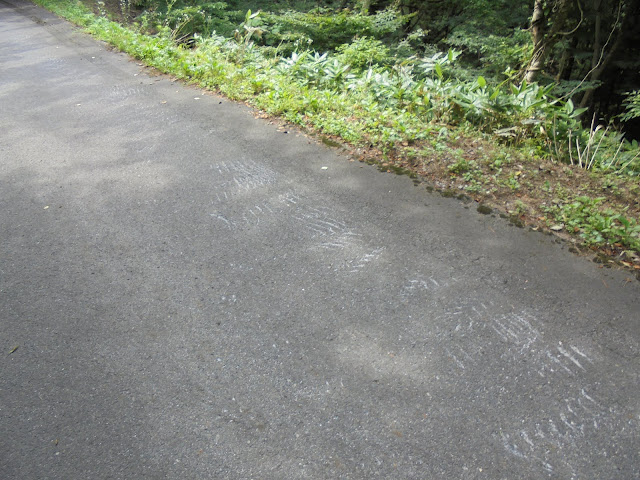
260 7 410 53
335 36 391 71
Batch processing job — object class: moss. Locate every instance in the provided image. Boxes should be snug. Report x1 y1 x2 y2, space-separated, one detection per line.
477 204 492 215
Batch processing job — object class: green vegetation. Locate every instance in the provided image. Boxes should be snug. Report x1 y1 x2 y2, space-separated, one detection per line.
544 196 640 251
32 0 640 270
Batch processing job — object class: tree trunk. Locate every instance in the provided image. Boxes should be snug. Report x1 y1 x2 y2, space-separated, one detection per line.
590 0 603 72
525 0 545 83
579 0 628 109
579 27 623 109
525 0 572 83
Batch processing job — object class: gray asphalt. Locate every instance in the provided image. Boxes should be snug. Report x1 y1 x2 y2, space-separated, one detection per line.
1 1 639 479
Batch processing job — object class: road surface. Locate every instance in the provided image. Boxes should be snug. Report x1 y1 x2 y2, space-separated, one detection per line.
1 1 639 478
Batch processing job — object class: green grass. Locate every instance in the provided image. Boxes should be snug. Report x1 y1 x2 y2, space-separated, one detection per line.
30 0 640 264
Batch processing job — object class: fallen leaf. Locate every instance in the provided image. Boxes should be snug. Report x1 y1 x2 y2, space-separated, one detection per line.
550 224 564 231
9 345 19 354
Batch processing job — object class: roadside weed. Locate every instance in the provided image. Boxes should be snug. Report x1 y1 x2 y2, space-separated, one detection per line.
31 0 640 259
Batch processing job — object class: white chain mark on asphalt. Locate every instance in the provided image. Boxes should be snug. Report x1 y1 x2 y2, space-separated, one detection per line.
430 298 621 477
208 184 385 272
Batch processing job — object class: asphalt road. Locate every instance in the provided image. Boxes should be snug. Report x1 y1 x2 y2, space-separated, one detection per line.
1 1 639 478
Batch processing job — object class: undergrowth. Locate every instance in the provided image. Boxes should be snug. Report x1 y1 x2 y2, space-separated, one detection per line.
32 0 640 268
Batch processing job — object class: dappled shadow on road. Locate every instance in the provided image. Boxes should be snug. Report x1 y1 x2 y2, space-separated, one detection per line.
2 5 640 478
